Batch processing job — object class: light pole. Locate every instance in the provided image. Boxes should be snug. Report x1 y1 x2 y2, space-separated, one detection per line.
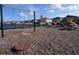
33 11 36 32
0 4 4 37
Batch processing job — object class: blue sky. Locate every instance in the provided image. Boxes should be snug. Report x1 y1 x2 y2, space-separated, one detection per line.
2 4 79 21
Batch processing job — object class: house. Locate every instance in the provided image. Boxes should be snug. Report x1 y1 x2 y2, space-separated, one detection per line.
23 20 33 25
16 21 21 24
37 16 52 25
38 19 47 25
4 21 11 24
52 17 61 27
46 19 52 26
10 21 17 25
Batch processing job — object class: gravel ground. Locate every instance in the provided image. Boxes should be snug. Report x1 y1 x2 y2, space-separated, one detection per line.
0 27 79 55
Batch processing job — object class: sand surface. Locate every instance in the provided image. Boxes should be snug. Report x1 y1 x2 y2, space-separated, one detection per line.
0 27 79 55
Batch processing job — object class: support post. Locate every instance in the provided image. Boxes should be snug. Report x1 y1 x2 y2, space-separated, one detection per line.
33 11 36 32
0 4 4 37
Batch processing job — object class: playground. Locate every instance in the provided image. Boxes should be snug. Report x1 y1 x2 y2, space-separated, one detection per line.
0 27 79 55
0 4 79 55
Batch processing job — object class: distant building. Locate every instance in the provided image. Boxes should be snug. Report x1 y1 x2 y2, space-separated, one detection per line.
52 17 61 27
23 20 33 25
4 21 11 24
37 15 52 26
46 19 52 25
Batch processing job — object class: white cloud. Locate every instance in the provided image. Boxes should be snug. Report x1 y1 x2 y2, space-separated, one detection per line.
20 4 79 18
50 4 63 10
54 11 79 18
46 4 63 13
49 9 55 13
50 4 79 11
47 4 79 16
19 12 28 20
54 4 63 9
20 12 26 17
66 5 79 11
29 5 38 12
53 14 67 18
28 5 40 15
29 12 33 15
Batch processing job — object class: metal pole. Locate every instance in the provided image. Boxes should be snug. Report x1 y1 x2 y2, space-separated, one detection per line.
33 11 36 32
0 4 4 37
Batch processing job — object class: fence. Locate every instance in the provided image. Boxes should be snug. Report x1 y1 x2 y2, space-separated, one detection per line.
0 4 36 37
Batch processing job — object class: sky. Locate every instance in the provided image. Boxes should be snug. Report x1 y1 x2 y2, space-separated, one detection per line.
2 4 79 21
